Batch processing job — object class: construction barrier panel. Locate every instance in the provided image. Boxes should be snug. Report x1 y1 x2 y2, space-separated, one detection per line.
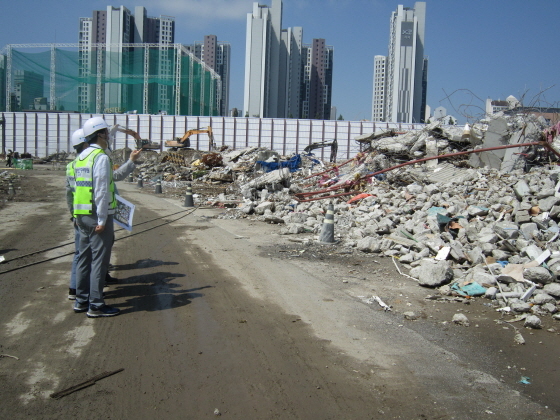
0 112 423 161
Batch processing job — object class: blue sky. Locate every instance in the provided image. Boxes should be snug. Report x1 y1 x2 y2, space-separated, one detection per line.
1 0 558 124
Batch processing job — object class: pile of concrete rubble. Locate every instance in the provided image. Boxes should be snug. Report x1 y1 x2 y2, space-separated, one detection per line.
112 112 560 329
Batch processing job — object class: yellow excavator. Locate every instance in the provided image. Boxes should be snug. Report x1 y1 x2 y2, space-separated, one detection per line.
164 126 216 150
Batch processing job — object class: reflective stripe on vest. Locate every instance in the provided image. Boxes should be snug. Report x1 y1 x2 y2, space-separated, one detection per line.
73 148 116 216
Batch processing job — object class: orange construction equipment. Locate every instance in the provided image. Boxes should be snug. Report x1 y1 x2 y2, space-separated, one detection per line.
164 126 216 150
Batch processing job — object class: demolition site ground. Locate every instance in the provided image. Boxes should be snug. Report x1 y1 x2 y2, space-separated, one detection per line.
0 165 559 420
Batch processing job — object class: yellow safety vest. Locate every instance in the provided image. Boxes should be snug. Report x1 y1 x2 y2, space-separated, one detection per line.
73 148 116 216
66 161 76 190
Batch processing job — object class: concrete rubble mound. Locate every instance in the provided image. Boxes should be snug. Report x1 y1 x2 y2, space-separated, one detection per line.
105 112 560 329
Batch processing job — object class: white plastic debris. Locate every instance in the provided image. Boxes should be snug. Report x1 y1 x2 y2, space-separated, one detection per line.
520 283 537 302
435 246 451 261
368 295 392 311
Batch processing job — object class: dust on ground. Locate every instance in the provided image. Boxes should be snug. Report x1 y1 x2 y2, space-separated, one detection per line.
1 162 560 419
0 164 62 210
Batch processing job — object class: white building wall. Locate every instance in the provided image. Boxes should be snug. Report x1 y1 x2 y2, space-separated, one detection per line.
385 2 426 123
134 6 147 42
244 4 270 118
244 0 288 119
266 0 283 118
286 27 302 119
78 18 93 113
279 26 302 119
159 16 174 44
105 6 132 111
412 2 426 122
372 55 386 121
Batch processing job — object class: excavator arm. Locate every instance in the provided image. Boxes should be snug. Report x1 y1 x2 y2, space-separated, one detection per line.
164 126 215 150
110 124 160 150
303 139 338 163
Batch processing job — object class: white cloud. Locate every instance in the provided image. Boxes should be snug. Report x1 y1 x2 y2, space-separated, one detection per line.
143 0 255 21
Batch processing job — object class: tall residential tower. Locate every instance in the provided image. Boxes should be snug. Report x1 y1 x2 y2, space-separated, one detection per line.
184 35 231 116
372 2 427 123
78 6 175 113
301 39 333 120
244 0 283 118
13 70 44 111
244 0 333 119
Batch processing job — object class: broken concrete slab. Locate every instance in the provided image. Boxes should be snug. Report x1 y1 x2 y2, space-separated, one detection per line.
410 259 454 288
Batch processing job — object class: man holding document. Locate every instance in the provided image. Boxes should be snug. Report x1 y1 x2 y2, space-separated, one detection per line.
73 117 141 318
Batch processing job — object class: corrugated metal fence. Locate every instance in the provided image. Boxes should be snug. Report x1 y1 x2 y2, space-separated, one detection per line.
0 112 424 161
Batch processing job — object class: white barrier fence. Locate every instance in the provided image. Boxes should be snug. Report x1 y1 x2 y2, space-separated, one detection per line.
0 112 424 161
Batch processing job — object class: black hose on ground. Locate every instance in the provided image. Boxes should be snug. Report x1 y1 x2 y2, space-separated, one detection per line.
0 207 199 276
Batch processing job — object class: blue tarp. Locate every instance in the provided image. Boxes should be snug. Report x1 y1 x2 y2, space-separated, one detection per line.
257 154 302 173
450 281 487 297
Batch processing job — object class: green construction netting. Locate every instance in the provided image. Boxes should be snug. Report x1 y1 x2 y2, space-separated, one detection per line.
3 46 219 115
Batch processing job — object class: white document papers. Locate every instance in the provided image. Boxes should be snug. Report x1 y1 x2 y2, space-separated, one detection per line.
114 195 135 231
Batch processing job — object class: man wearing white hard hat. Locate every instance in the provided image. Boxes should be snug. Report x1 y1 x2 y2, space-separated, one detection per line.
72 117 140 318
66 128 88 301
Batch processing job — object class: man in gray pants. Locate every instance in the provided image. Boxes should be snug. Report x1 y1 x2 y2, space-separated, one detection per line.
73 117 140 318
66 128 139 300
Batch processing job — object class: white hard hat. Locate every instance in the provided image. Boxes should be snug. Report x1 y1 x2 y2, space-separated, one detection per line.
83 116 109 139
71 128 86 147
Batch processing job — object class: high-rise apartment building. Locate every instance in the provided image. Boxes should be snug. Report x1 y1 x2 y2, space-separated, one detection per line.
78 6 175 113
132 7 175 114
301 39 333 120
280 27 303 119
184 35 231 116
244 0 282 118
0 6 217 115
372 2 427 123
244 0 333 119
14 70 44 111
372 55 387 122
0 55 6 112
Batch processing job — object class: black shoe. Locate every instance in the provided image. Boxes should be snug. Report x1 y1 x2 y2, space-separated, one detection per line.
73 301 88 313
105 273 118 284
87 304 120 318
68 288 76 300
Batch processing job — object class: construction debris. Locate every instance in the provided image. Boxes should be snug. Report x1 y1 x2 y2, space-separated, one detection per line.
108 111 558 329
368 295 392 311
2 111 560 332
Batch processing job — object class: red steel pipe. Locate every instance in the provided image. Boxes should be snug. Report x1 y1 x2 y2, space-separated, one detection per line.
303 152 367 180
296 141 556 202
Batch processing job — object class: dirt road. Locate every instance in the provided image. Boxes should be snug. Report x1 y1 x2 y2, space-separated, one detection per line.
0 167 559 419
